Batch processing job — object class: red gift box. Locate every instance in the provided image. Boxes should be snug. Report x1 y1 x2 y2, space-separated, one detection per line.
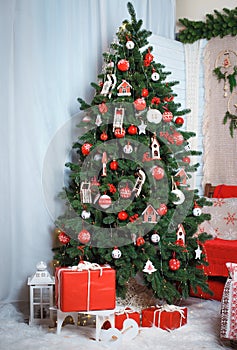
141 305 187 330
55 262 116 312
115 307 140 330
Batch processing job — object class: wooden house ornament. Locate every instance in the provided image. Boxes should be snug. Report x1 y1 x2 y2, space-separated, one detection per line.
175 168 188 186
113 107 125 131
117 79 132 96
80 181 92 203
142 204 159 223
151 133 161 160
176 223 186 246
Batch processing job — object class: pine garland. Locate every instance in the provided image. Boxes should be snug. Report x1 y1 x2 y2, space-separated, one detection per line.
177 7 237 44
223 111 237 138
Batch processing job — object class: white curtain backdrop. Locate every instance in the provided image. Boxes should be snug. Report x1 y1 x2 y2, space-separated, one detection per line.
0 0 175 303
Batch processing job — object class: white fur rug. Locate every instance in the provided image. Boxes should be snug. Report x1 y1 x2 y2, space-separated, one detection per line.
0 298 235 350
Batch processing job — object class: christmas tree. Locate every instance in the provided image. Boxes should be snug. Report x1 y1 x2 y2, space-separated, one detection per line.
53 2 212 304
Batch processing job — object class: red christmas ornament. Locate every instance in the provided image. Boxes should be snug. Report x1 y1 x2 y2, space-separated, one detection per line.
58 231 70 244
119 183 132 199
136 236 145 246
169 258 181 271
162 110 173 123
81 142 92 155
133 98 146 111
118 210 128 221
114 128 125 138
182 156 191 164
78 229 91 244
141 88 149 97
117 59 130 72
110 159 118 171
100 131 108 141
152 166 165 180
127 124 138 135
175 117 184 126
157 203 168 216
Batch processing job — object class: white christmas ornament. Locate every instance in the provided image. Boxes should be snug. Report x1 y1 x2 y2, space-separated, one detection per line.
112 247 122 259
126 40 135 49
81 210 91 219
171 189 185 205
147 109 162 124
151 233 160 243
193 207 202 216
95 114 102 126
143 259 157 274
151 72 160 81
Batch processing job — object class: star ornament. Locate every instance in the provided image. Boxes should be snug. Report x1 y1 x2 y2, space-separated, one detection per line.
195 245 202 259
138 120 147 134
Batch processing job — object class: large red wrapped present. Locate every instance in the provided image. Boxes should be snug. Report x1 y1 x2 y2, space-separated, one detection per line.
55 262 116 312
115 307 140 330
141 305 187 330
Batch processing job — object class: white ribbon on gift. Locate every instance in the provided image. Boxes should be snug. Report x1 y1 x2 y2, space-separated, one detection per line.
115 307 136 318
152 304 186 329
57 261 111 311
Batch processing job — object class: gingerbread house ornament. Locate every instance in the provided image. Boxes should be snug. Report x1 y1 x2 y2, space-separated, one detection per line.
142 204 159 223
176 224 186 246
117 79 132 96
151 133 161 160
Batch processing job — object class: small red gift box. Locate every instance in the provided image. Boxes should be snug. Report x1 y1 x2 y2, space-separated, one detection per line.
115 307 140 330
141 305 187 330
55 262 116 312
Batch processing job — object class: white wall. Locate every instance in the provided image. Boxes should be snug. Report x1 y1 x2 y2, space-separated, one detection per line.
176 0 237 22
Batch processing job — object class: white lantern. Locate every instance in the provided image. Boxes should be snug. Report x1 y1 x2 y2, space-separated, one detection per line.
27 261 55 326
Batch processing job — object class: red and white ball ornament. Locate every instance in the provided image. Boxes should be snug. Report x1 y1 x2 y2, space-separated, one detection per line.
99 194 112 209
173 131 184 146
133 98 146 111
119 183 132 199
118 210 128 221
117 59 130 72
112 247 122 259
162 109 173 123
157 203 168 216
78 229 91 244
81 142 92 155
169 258 181 271
152 166 165 180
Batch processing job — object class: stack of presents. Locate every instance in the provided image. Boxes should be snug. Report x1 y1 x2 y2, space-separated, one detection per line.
54 262 187 341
